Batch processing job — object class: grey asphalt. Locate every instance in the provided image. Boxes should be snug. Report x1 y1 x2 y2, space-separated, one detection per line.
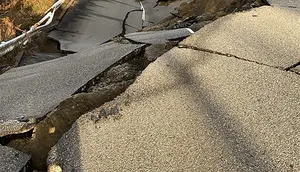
49 0 142 52
48 47 300 171
0 42 144 136
141 0 193 26
0 145 31 172
49 0 191 52
267 0 300 8
125 28 194 44
180 6 300 69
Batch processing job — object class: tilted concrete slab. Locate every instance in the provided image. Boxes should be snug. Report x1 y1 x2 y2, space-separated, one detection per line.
48 47 300 171
267 0 300 8
0 145 31 172
49 0 142 52
0 42 145 137
125 28 194 44
180 6 300 68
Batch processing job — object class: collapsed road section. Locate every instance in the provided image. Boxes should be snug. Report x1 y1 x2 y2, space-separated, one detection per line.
0 42 145 137
48 0 193 52
0 28 193 170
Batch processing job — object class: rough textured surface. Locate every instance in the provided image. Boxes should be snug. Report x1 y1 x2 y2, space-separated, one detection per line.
125 28 194 44
0 42 144 136
292 65 300 74
0 145 31 172
267 0 300 8
48 48 300 171
180 6 300 68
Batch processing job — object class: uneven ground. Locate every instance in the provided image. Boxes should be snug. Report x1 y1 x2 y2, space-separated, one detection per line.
47 5 300 171
0 0 75 68
0 0 275 171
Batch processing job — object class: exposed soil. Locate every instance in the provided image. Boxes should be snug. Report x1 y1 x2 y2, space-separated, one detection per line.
0 0 54 41
0 0 76 69
3 43 148 171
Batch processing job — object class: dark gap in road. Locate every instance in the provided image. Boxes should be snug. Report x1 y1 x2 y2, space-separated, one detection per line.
0 129 33 146
17 32 71 67
285 61 300 71
4 44 149 171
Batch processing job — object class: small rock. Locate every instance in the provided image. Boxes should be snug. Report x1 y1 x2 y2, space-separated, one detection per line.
99 108 108 118
90 114 100 123
110 105 120 115
48 164 62 172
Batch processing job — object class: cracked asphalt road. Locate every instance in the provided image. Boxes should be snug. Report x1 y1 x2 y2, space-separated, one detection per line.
49 0 192 52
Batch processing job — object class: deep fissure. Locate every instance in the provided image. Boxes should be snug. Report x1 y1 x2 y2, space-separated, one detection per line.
1 43 149 171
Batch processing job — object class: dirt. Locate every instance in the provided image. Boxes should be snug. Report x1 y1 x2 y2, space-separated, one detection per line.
0 0 54 41
0 0 76 69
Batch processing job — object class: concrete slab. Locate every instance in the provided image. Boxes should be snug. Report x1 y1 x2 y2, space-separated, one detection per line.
49 0 142 52
0 145 31 172
267 0 300 8
48 48 300 171
0 42 145 137
180 6 300 68
125 28 194 44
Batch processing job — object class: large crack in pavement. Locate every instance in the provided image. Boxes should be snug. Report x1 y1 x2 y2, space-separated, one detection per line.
178 44 285 70
178 44 300 76
1 44 147 170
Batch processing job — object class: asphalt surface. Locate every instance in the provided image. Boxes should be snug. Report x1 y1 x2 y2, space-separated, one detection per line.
49 0 142 52
125 28 194 44
141 0 193 26
0 42 144 136
49 0 191 52
48 47 300 171
180 6 300 69
0 145 31 172
267 0 300 8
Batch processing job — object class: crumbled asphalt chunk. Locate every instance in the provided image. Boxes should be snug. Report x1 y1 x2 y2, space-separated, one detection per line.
110 105 120 116
17 116 29 123
90 114 100 123
99 108 108 118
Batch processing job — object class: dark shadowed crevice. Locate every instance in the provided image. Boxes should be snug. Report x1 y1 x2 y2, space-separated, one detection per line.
3 44 149 171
